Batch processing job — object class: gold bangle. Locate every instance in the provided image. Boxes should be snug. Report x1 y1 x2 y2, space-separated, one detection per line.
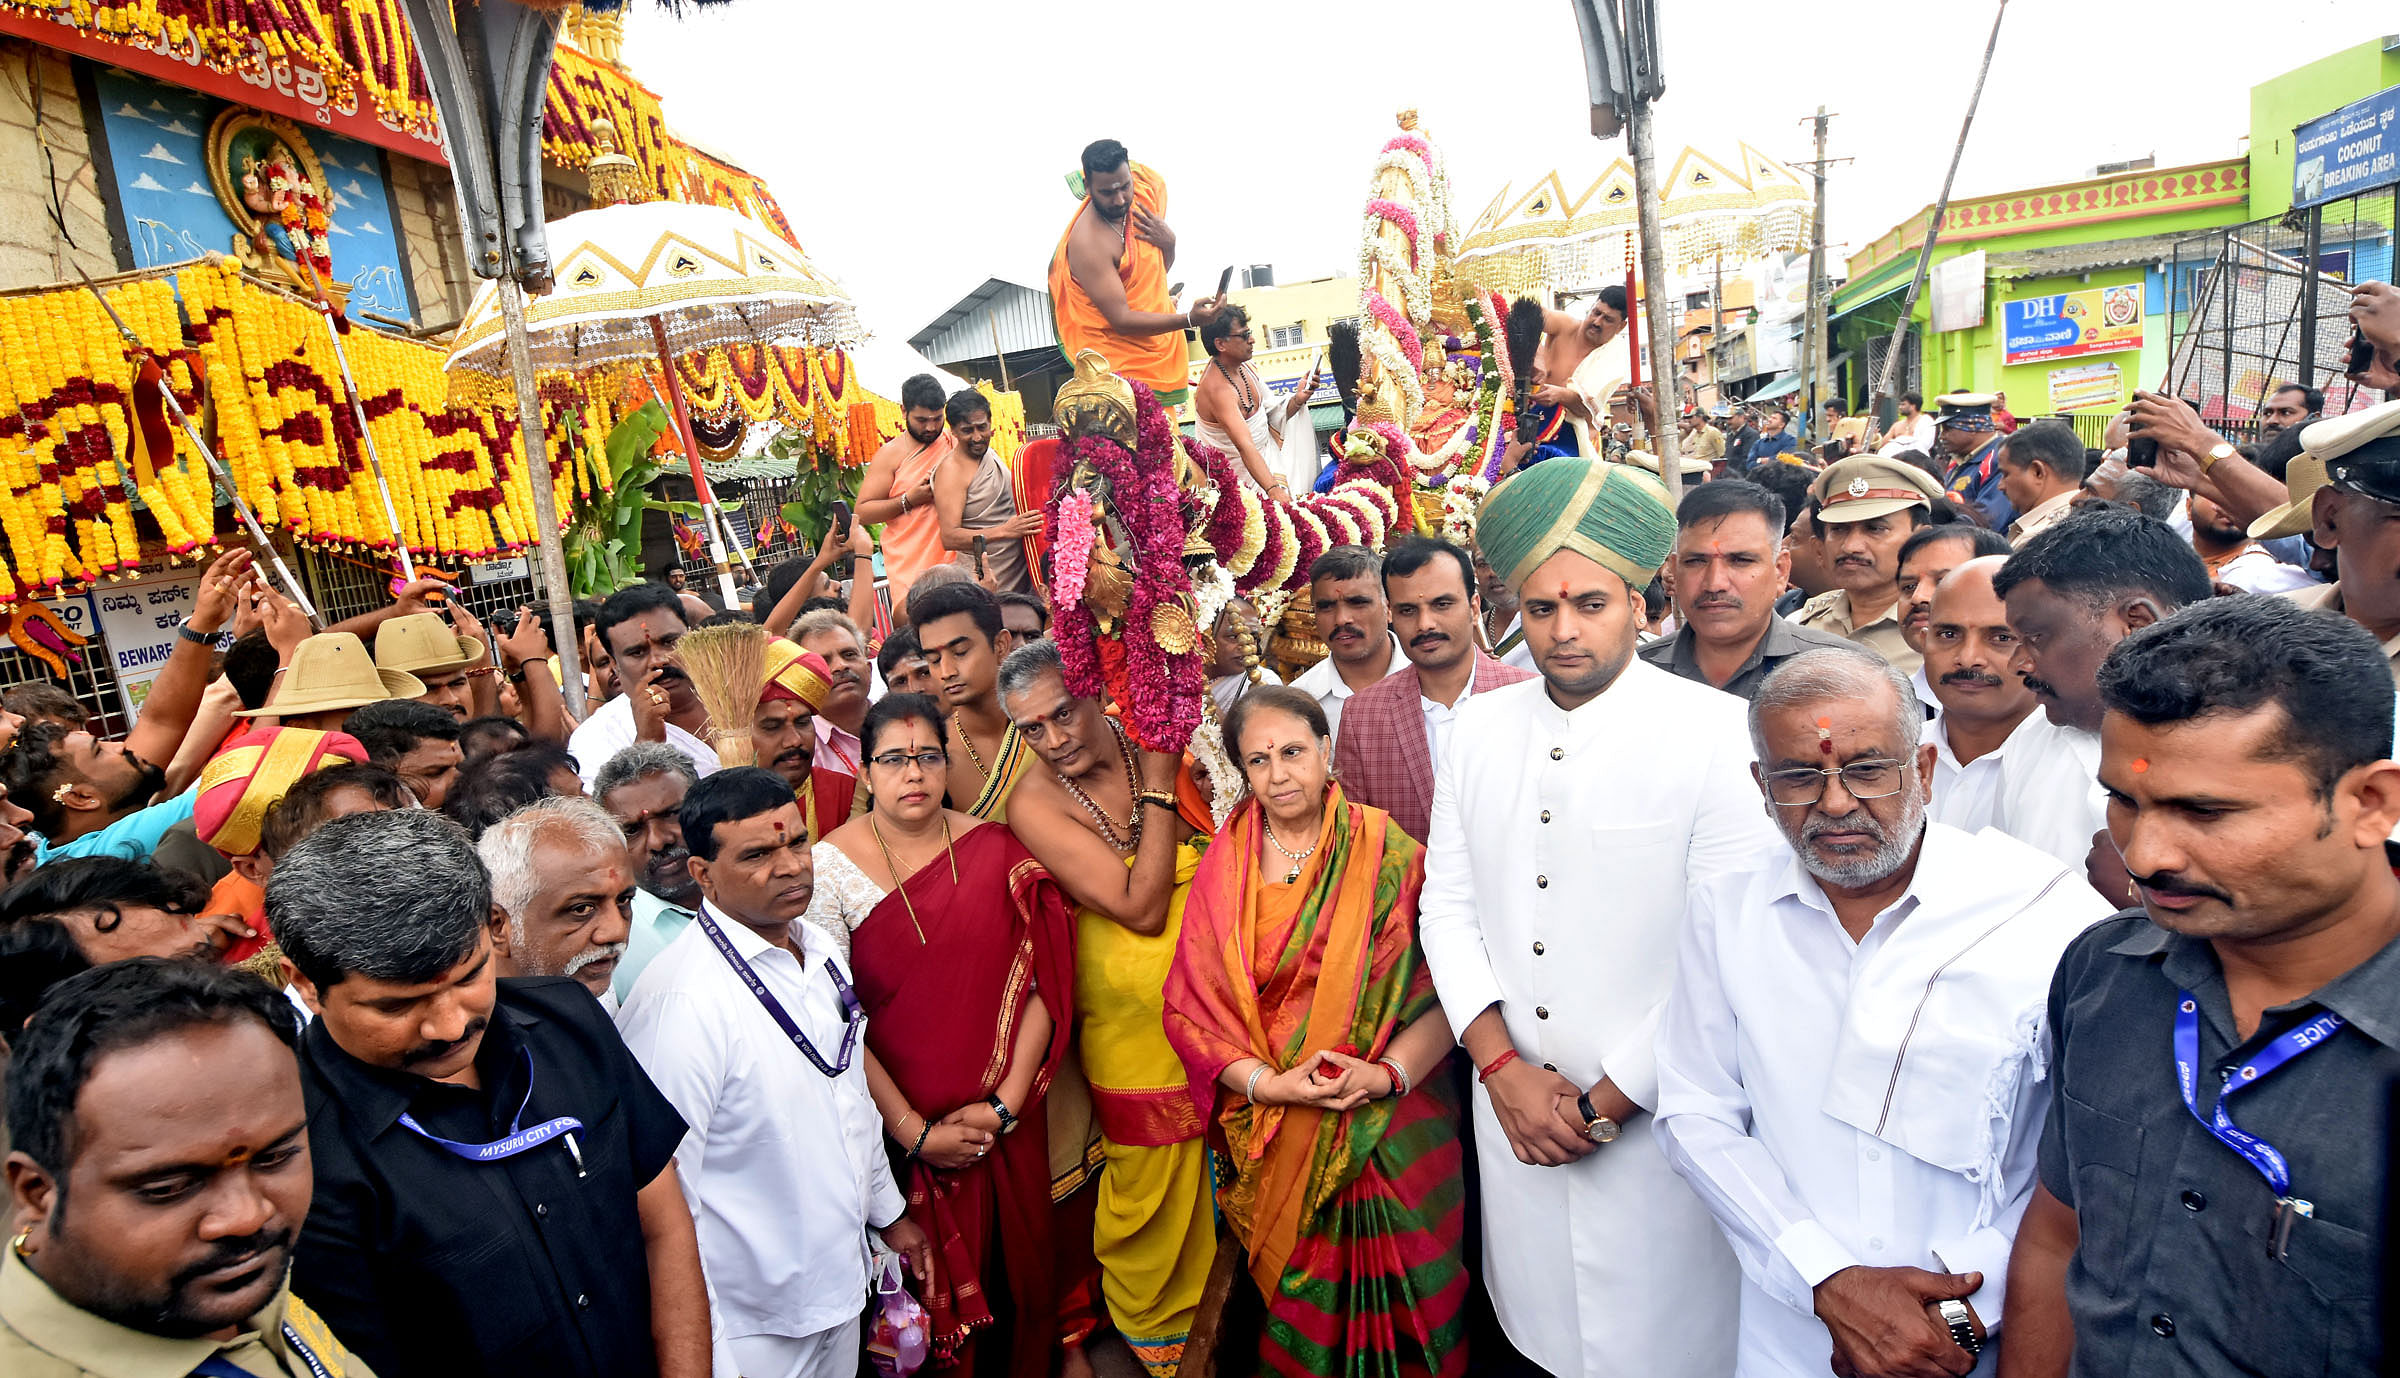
1136 790 1179 811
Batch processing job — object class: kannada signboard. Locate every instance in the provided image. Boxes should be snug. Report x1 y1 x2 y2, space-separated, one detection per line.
2048 361 2124 413
90 558 210 725
2293 84 2400 210
2001 287 2144 366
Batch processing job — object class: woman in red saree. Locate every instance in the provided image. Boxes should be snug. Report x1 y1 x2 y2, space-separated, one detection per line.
832 692 1079 1376
1163 686 1469 1378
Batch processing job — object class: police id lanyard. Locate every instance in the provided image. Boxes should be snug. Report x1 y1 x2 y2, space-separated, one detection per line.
695 907 864 1077
189 1324 333 1378
2173 992 2344 1258
396 1047 587 1175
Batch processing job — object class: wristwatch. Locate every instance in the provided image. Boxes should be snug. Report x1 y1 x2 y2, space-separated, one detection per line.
176 619 222 646
985 1094 1019 1135
2200 440 2238 472
1937 1299 1982 1356
1574 1091 1621 1145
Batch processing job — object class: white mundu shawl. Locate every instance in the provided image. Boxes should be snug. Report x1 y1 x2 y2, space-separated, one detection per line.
1196 390 1319 495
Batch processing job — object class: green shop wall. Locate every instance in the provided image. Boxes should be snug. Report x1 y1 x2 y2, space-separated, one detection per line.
1988 266 2160 416
1832 159 2252 410
2247 37 2400 222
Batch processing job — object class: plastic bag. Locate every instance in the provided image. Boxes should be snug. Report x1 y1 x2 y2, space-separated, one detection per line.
865 1253 929 1378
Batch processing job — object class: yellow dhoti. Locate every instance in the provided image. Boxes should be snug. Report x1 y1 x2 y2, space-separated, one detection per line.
1077 843 1218 1378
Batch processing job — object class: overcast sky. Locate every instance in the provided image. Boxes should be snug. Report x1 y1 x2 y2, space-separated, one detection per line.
624 1 2394 342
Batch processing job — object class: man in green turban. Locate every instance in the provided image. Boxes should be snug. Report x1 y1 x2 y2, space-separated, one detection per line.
1418 456 1777 1375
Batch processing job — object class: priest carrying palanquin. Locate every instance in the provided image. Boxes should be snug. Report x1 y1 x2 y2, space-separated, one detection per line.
1050 139 1225 408
1416 455 1779 1376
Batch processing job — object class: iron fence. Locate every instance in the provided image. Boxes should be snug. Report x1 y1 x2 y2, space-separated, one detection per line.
2163 183 2397 441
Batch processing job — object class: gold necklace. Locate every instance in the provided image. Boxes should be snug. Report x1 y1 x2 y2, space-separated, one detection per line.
953 709 990 776
1056 716 1143 853
869 813 958 945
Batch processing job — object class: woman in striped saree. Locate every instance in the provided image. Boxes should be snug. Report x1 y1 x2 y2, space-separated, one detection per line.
1163 685 1468 1378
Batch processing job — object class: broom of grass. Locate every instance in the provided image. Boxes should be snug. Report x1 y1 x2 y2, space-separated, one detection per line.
673 621 768 768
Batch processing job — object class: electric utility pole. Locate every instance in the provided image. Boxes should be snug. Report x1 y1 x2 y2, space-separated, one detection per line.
1569 0 1682 499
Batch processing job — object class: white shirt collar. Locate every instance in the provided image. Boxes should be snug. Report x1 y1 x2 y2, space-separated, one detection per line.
1420 656 1477 714
1295 630 1403 699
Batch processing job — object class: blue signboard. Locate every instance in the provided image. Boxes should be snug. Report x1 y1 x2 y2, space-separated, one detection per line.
1999 287 2143 366
2293 83 2400 210
91 65 416 323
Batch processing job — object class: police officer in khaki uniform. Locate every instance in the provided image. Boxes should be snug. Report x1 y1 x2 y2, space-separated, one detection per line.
3 960 379 1378
1794 454 1947 676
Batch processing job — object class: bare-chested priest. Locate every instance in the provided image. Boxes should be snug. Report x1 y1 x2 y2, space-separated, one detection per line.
1050 138 1224 407
1505 284 1631 471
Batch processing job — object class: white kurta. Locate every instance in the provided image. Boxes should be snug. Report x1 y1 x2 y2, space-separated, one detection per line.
1656 823 2111 1375
1935 711 2105 873
1419 660 1781 1376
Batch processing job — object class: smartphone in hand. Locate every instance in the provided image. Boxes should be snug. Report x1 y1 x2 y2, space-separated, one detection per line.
1217 265 1235 300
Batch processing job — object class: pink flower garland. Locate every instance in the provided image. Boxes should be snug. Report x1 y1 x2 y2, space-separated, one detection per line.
1186 434 1249 556
1044 383 1205 752
1366 197 1420 266
1382 133 1432 166
1049 491 1096 609
1364 290 1423 375
1484 288 1514 481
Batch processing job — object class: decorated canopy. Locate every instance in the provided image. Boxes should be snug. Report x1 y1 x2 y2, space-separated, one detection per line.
1455 142 1813 297
446 201 862 383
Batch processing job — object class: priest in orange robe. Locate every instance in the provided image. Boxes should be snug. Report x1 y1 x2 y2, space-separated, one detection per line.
1050 140 1225 407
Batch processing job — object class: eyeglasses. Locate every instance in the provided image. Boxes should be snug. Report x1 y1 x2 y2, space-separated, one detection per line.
869 749 948 772
1761 759 1907 808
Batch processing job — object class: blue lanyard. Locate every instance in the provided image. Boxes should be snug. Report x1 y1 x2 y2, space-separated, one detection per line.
188 1321 333 1378
696 907 864 1077
396 1048 585 1164
2172 991 2344 1195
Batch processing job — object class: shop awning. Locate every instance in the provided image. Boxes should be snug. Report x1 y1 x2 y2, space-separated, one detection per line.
1750 373 1802 401
1830 283 1909 323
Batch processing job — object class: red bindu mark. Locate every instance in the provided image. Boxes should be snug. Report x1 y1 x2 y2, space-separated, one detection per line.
1816 716 1835 755
1557 582 1571 603
2131 758 2150 774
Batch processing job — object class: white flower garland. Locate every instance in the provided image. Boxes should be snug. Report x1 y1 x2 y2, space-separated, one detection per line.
1358 325 1426 421
1227 482 1268 576
1190 693 1244 828
1440 475 1489 545
1190 560 1237 644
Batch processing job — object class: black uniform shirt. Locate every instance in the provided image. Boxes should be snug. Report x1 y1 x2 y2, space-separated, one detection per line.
292 978 686 1378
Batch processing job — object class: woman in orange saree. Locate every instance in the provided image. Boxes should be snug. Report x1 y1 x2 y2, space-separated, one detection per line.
836 693 1079 1376
1163 686 1469 1378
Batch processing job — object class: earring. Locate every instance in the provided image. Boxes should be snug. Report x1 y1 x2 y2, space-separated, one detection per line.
10 1226 31 1258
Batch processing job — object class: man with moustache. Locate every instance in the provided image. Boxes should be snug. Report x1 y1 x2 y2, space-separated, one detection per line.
1293 545 1405 740
1994 508 2213 899
271 808 710 1378
792 609 871 779
618 768 932 1378
1922 555 2097 868
1932 394 2014 529
1337 536 1533 843
753 640 860 838
569 583 717 791
1796 456 1946 676
2187 491 2315 594
1419 456 1780 1376
479 797 637 1008
1474 540 1537 671
910 581 1030 820
596 744 703 1003
2267 402 2400 683
932 389 1041 594
853 374 954 606
1052 140 1224 409
2 959 386 1378
1657 648 2106 1378
1639 481 1855 702
997 640 1215 1378
2001 597 2400 1378
1895 525 2013 704
1997 422 2090 544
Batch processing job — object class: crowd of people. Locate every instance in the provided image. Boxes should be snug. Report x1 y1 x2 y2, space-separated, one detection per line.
4 266 2400 1378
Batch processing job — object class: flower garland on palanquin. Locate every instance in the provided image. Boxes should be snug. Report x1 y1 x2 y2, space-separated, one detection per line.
1044 382 1205 752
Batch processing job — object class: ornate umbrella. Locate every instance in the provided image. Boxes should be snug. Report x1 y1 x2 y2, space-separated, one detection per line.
1454 141 1811 297
446 195 863 604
